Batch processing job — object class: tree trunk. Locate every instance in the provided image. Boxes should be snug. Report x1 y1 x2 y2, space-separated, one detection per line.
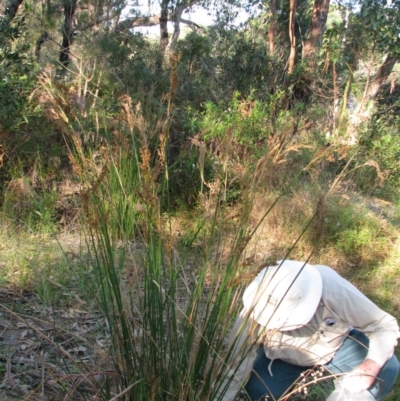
268 0 276 55
288 0 297 74
332 61 339 128
167 6 185 106
115 15 160 31
338 71 353 130
346 53 398 140
302 0 330 70
366 53 398 100
160 0 169 54
355 53 398 116
35 31 49 61
59 0 77 70
155 0 170 71
168 6 184 58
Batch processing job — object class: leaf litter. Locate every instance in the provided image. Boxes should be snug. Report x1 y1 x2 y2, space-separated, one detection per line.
0 289 114 401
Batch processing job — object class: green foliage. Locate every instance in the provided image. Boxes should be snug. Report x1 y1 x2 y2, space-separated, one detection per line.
206 25 272 95
98 30 169 97
336 220 381 253
199 92 269 154
359 0 400 55
0 14 35 132
100 139 143 239
323 21 346 64
178 32 212 65
176 32 214 105
356 116 400 199
166 144 211 207
2 176 58 232
315 196 391 264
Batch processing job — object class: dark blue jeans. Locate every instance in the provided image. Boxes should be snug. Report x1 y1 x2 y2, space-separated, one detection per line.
244 329 399 400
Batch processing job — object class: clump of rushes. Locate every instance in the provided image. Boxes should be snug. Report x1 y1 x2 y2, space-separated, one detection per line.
82 95 256 401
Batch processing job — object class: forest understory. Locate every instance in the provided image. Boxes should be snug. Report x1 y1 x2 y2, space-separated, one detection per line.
1 0 400 399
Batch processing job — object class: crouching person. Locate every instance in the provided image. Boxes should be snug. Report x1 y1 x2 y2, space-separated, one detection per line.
214 260 400 401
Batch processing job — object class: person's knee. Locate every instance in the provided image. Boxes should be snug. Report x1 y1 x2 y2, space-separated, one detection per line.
371 355 400 400
380 354 399 386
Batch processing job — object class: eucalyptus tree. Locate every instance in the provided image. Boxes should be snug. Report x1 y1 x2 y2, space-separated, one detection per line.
287 0 297 74
301 0 330 69
250 0 330 72
268 0 277 55
59 0 77 70
115 0 206 61
355 0 400 107
57 0 129 70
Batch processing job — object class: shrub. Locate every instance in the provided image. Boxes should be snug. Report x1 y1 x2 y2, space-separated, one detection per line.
199 92 270 156
0 14 35 134
355 116 400 200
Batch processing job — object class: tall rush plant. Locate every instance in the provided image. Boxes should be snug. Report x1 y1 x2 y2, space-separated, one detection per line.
82 102 253 401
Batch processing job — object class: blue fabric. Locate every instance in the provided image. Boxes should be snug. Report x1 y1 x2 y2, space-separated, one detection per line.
244 329 399 401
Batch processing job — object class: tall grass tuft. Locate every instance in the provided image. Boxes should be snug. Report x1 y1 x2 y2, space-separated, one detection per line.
80 96 260 401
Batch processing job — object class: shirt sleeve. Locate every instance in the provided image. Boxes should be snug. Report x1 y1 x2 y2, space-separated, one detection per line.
317 265 400 367
214 308 259 401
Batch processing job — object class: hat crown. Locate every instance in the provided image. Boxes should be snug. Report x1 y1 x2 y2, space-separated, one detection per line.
243 260 322 330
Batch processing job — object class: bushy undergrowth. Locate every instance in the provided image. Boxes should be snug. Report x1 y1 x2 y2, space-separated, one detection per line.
355 116 400 200
0 14 35 134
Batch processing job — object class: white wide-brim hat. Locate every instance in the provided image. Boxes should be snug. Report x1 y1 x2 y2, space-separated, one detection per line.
243 260 323 330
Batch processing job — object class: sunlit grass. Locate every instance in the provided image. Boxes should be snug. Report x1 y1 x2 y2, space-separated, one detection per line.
361 236 400 312
0 217 89 305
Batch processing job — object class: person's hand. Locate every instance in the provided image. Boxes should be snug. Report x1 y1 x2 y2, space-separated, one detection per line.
341 359 381 393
